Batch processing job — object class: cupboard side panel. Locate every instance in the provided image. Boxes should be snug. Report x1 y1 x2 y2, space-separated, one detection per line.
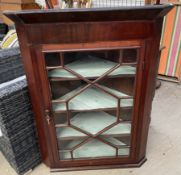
135 19 164 161
15 24 52 166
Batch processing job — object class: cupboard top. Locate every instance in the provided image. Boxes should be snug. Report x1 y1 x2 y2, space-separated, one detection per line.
4 4 173 24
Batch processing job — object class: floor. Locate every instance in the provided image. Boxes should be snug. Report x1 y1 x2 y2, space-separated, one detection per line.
0 80 181 175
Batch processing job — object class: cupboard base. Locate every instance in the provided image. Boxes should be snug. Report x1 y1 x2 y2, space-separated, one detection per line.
50 157 147 172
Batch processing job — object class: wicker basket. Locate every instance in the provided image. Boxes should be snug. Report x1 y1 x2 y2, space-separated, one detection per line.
0 47 24 84
0 76 41 175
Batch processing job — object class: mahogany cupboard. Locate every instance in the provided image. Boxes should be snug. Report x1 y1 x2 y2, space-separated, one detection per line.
4 5 173 171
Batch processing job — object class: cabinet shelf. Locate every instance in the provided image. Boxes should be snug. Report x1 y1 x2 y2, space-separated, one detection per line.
56 123 131 140
52 85 133 113
59 138 130 159
48 56 136 81
56 112 131 140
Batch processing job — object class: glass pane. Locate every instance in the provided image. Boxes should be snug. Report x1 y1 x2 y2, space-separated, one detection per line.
73 139 116 158
47 49 137 80
54 113 67 125
70 111 117 135
120 108 133 121
44 48 138 160
101 136 130 156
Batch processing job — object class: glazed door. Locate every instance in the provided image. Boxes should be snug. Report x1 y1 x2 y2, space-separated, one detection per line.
37 40 145 167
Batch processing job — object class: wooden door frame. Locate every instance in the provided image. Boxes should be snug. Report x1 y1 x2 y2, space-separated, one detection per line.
32 39 147 169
